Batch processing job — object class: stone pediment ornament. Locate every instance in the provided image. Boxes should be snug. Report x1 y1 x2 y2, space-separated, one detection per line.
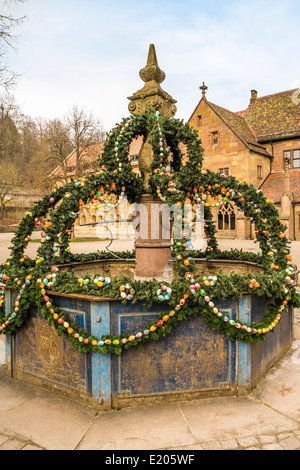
128 44 177 119
128 44 177 188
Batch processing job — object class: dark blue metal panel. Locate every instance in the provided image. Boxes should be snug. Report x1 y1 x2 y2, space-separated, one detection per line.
237 295 252 389
51 295 91 332
111 300 237 399
90 301 111 405
49 294 93 394
13 296 93 396
250 295 293 384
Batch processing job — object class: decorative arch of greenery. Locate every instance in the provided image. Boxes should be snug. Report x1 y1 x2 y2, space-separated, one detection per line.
0 110 299 355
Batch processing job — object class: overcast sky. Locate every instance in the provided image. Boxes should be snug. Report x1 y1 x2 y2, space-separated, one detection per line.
2 0 300 132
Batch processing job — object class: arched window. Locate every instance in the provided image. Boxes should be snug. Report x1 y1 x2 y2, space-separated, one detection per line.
218 202 236 231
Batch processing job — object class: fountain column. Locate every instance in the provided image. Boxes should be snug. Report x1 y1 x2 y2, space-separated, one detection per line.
127 44 177 281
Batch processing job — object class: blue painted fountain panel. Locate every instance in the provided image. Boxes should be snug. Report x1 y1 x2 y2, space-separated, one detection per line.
13 295 93 396
111 300 237 399
6 290 293 409
250 295 293 383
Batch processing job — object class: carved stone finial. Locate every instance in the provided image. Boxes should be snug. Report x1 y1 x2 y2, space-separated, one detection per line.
128 44 177 119
139 44 166 84
128 44 177 189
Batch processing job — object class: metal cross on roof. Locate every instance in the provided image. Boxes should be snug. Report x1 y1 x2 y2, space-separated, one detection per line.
200 82 208 96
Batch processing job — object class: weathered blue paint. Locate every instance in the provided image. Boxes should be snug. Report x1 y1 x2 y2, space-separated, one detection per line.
250 295 293 385
237 295 251 389
90 301 111 404
4 289 293 409
53 295 90 330
51 295 93 394
111 300 237 405
4 288 12 372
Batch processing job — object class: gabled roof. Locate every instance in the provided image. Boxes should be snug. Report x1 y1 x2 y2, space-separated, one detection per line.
49 137 143 178
49 143 104 179
205 99 271 157
259 171 300 203
242 89 300 142
189 87 300 156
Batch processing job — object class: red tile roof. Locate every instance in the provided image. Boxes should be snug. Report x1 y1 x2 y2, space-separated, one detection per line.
50 143 104 178
207 100 271 157
242 89 300 142
260 171 300 202
50 137 143 178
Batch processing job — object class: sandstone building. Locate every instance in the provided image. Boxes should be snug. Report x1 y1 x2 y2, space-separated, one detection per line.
188 85 300 240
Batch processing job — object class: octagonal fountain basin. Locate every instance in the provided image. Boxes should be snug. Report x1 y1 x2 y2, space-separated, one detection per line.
56 257 265 280
3 256 293 410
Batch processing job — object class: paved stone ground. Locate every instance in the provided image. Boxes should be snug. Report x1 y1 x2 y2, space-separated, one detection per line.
0 429 299 451
0 354 300 450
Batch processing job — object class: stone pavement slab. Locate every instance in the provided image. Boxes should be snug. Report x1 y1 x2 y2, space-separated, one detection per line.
178 396 298 444
0 375 35 417
251 346 300 421
0 341 299 451
77 402 196 450
0 383 97 450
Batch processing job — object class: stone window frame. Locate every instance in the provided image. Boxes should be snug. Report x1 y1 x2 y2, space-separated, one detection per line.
283 149 300 169
219 167 229 176
210 130 219 150
293 149 300 168
257 165 263 179
218 201 236 231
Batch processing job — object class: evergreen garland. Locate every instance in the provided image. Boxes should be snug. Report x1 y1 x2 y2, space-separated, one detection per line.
0 109 299 355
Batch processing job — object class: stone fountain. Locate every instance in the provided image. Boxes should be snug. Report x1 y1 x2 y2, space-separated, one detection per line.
1 45 295 410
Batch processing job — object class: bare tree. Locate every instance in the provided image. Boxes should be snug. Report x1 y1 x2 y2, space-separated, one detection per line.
0 160 20 218
46 118 73 184
0 0 27 89
65 105 104 177
0 91 19 117
0 92 21 164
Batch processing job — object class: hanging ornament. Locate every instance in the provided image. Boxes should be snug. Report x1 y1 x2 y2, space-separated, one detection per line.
120 284 135 300
157 285 172 301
